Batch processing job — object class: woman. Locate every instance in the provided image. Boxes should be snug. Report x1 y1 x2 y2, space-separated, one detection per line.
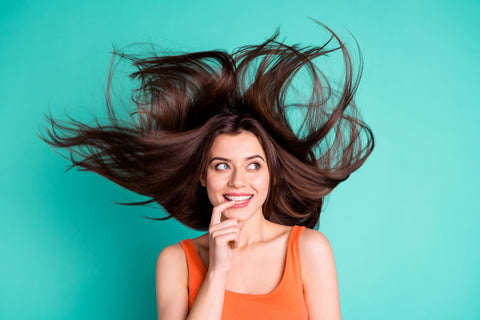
40 23 374 319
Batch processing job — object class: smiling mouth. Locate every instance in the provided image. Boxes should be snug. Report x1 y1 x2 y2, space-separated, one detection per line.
223 194 253 203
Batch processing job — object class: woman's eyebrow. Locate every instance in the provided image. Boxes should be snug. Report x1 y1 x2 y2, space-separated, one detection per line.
209 154 265 164
246 155 265 162
209 157 230 164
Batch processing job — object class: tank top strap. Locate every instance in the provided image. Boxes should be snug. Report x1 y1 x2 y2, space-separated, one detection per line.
179 239 206 310
289 225 306 268
281 225 306 293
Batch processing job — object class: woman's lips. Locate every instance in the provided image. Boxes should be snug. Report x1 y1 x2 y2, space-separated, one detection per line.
223 194 253 208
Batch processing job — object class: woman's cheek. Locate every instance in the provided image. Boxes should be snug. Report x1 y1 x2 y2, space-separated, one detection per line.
206 186 224 207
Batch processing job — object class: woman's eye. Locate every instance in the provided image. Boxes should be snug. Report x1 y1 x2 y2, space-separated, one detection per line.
215 163 229 170
248 163 260 170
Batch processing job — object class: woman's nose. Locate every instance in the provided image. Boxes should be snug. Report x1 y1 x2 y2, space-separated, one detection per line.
228 169 246 187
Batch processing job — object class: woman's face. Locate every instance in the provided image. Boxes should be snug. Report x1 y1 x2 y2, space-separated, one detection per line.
202 131 270 222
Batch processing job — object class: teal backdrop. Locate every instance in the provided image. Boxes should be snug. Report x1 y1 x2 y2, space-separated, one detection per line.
1 0 479 319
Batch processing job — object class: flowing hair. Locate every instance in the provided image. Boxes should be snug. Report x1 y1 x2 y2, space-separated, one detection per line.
39 23 374 230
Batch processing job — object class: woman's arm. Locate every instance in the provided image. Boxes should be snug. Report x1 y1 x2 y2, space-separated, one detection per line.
155 243 230 320
156 200 240 320
156 244 189 320
300 229 341 320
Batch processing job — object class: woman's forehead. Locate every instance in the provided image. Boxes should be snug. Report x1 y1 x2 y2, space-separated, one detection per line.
209 132 266 160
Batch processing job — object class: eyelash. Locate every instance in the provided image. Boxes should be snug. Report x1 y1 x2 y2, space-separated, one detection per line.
215 163 229 170
214 162 261 171
248 162 261 170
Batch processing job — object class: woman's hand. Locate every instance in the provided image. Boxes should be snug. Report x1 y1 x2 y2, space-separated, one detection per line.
185 201 240 320
208 200 242 275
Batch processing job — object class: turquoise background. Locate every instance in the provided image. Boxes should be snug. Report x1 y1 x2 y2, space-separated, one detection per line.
1 0 479 319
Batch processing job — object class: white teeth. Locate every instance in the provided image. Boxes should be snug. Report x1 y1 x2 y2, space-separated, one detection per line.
224 195 253 201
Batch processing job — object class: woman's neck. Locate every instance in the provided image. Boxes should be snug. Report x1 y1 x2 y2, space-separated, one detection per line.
235 211 273 248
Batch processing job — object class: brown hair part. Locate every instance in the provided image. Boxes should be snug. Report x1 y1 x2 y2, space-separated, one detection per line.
39 23 374 230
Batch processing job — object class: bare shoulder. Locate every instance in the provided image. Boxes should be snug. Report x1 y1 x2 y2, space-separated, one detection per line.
298 228 335 268
156 243 187 276
299 228 333 250
157 243 186 264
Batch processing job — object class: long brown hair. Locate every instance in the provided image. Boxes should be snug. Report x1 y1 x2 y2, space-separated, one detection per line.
39 23 374 230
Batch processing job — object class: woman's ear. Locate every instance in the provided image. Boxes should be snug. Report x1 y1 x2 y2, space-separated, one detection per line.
200 175 206 187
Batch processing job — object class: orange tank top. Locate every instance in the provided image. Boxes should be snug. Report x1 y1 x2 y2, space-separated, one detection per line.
179 225 308 319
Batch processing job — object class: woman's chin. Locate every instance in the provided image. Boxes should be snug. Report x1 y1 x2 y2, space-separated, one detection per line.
222 207 263 222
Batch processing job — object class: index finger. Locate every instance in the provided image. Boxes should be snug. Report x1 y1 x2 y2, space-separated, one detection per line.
210 200 236 226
